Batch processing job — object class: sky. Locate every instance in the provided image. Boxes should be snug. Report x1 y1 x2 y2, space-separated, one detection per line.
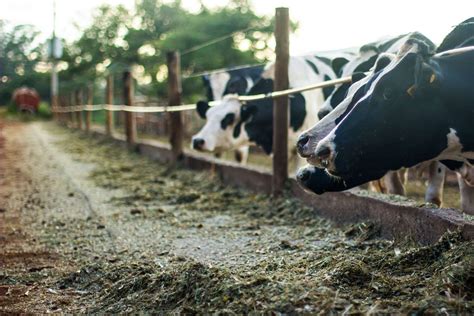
1 0 474 55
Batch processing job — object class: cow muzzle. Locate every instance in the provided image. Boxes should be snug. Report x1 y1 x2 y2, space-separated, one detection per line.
314 141 337 172
192 138 206 151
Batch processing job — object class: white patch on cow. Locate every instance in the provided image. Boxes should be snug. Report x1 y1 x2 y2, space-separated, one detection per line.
209 72 231 100
191 95 249 152
434 128 473 163
244 76 253 93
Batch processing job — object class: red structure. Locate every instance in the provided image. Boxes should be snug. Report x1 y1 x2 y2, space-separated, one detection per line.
12 87 40 113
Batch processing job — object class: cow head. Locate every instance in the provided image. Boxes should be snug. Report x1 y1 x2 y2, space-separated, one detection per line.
314 39 449 178
297 53 395 164
192 95 249 153
317 45 380 120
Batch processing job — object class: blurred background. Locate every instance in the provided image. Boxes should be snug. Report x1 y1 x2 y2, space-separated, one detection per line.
1 0 473 111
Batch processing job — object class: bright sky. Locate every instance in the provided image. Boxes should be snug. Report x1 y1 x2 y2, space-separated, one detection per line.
1 0 474 55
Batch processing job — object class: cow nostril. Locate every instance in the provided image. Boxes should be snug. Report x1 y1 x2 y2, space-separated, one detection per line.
297 135 309 149
192 138 205 150
316 146 330 158
297 168 311 182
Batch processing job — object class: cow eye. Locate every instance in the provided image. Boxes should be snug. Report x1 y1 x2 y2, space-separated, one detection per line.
383 88 393 100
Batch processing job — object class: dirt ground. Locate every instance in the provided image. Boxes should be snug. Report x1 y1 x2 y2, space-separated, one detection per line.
0 119 473 314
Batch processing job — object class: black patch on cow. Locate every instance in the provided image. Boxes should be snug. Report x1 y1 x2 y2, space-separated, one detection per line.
322 75 335 100
289 93 306 131
234 104 257 139
351 72 367 83
331 57 350 77
437 17 474 53
305 59 319 74
440 160 464 171
220 113 235 130
329 82 352 107
196 101 210 119
240 77 307 154
314 56 332 66
353 54 379 73
373 55 394 72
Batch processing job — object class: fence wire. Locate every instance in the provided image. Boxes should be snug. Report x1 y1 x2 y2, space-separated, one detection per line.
52 75 352 114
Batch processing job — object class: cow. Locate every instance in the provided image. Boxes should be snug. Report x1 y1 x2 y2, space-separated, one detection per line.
298 32 439 197
200 65 264 162
202 65 264 101
304 37 474 213
191 53 354 168
317 33 427 120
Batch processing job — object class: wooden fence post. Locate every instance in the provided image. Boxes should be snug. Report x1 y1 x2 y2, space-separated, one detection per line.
69 92 75 126
272 7 290 197
106 75 114 135
167 51 184 161
85 84 93 132
75 89 83 129
123 70 136 145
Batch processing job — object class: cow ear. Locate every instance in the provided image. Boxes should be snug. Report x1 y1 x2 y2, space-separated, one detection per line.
351 72 366 83
240 104 257 122
373 53 394 72
331 57 350 76
196 101 210 119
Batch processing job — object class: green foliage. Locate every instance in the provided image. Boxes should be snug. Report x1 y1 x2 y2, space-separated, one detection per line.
61 0 282 101
1 0 296 106
0 21 50 104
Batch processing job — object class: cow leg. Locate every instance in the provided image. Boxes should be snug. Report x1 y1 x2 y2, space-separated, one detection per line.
368 179 387 193
234 146 249 164
457 173 474 215
384 171 405 195
424 161 446 206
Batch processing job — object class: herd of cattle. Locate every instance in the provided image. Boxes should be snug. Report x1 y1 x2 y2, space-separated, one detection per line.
190 17 474 213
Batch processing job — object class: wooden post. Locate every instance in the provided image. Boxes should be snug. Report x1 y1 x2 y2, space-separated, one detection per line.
69 92 75 126
123 70 136 145
75 89 83 129
105 75 114 135
85 84 93 132
167 51 184 161
272 7 290 197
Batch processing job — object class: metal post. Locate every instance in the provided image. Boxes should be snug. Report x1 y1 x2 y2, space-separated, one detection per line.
105 75 114 135
272 7 290 196
123 70 136 145
167 51 184 161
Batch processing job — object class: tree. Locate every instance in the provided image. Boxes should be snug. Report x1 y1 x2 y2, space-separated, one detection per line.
60 0 281 101
0 22 49 105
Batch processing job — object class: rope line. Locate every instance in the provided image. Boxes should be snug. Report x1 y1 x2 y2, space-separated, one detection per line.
52 75 352 114
181 25 255 56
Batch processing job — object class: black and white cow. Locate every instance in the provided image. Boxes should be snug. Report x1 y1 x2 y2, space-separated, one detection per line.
298 33 440 197
302 37 474 212
202 65 264 101
192 53 354 168
200 65 264 162
317 33 423 120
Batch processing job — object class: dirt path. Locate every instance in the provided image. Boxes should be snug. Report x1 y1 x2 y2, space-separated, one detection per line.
0 119 472 314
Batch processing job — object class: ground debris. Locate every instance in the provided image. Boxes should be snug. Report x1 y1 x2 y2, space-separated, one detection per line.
3 122 472 314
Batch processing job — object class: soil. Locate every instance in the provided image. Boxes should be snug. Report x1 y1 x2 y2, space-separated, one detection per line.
0 119 473 314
